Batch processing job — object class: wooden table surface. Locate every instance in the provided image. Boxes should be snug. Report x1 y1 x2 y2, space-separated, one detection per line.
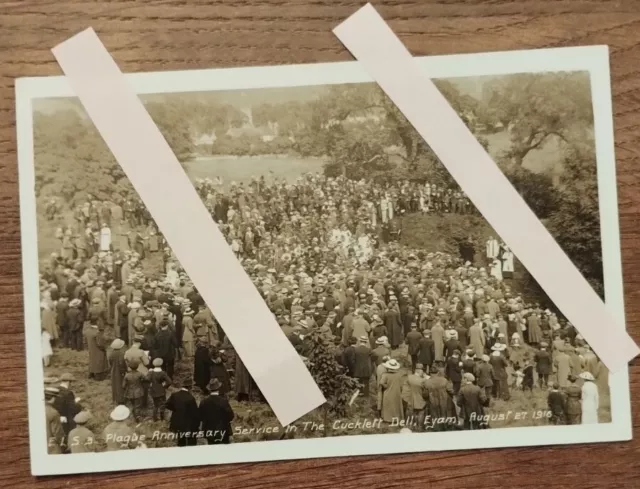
2 0 640 486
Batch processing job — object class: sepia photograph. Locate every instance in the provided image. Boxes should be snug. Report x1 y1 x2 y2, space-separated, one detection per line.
16 47 631 475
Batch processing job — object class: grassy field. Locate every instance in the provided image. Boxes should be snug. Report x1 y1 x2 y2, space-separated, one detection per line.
183 155 327 185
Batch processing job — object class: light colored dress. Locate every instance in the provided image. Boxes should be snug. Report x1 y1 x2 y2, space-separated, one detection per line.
581 381 599 424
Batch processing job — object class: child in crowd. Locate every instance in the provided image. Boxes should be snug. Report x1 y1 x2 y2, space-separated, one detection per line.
146 358 171 421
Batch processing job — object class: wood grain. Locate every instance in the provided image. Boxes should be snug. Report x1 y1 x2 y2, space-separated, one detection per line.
1 0 640 486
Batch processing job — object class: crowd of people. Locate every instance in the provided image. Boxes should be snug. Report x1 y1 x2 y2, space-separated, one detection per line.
40 172 608 454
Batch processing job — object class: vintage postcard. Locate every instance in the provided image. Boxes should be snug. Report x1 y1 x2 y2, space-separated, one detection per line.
15 45 632 476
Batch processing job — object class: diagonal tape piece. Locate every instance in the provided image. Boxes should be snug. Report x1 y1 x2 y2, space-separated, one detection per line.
52 28 325 426
333 4 639 373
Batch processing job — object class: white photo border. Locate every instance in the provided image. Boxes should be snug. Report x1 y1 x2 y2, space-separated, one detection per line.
15 45 632 476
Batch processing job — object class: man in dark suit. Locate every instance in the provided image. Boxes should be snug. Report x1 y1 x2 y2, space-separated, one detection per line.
417 329 435 371
445 350 463 394
352 336 373 396
341 337 357 377
166 378 200 447
153 320 178 378
199 379 234 444
405 323 422 371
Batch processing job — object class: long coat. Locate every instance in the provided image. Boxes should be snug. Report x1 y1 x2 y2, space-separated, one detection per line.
379 370 404 423
423 375 456 424
353 344 373 378
199 394 234 443
417 337 435 368
474 362 494 388
527 315 543 344
166 389 200 433
554 352 571 388
108 348 127 404
468 324 485 358
385 310 403 348
42 307 58 340
457 383 487 425
85 326 108 375
194 344 213 390
403 373 427 410
534 349 552 375
431 324 445 362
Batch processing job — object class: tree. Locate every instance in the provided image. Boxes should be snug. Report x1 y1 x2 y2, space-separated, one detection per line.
483 72 594 165
145 100 196 161
304 329 360 436
546 143 603 297
504 166 559 220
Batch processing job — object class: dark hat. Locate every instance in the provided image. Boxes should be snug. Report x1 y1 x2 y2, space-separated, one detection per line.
181 377 193 388
209 378 222 392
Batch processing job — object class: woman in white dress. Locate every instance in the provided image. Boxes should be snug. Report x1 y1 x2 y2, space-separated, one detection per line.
580 371 599 424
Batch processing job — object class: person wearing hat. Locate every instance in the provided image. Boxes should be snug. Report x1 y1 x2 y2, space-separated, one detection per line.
52 373 81 443
444 329 461 361
353 336 373 397
547 382 566 425
564 375 582 425
468 318 485 359
405 323 422 372
534 342 552 389
194 338 215 395
371 336 391 369
579 371 599 424
461 349 476 375
423 367 457 432
147 358 172 422
114 292 129 343
378 359 404 423
85 317 109 381
88 292 107 330
103 405 138 451
198 378 235 445
122 359 147 422
431 320 446 363
166 378 200 447
554 346 572 389
66 297 84 351
153 319 179 379
68 411 96 453
402 363 428 430
181 307 196 357
45 387 64 454
489 350 509 401
526 310 543 347
475 354 494 400
417 329 435 372
445 349 463 394
384 302 403 350
457 372 488 430
109 338 128 405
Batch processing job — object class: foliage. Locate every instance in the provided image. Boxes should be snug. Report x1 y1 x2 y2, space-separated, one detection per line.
33 109 132 205
546 143 603 297
504 166 559 219
304 329 360 420
482 72 594 165
146 100 197 160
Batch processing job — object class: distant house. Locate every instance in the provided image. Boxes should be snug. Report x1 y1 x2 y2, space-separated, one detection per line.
193 133 216 146
226 124 277 141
